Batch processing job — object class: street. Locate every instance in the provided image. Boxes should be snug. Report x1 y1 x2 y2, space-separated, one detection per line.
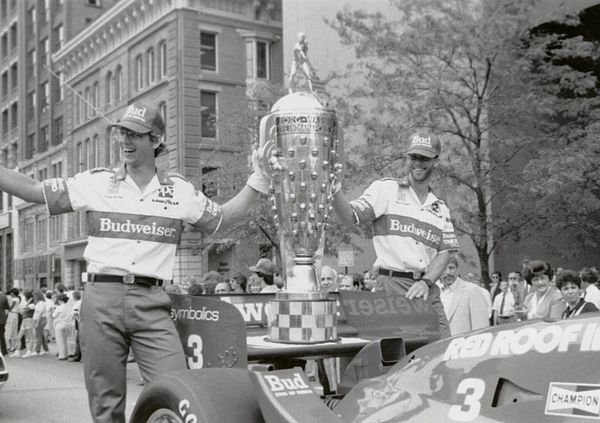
0 344 144 423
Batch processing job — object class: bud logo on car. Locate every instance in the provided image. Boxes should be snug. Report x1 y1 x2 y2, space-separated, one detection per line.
264 372 312 397
545 382 600 419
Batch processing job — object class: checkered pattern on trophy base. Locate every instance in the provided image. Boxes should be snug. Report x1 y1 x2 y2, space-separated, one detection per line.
268 299 338 344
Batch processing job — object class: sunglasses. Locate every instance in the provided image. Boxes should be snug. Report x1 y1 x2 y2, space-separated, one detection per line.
116 127 145 138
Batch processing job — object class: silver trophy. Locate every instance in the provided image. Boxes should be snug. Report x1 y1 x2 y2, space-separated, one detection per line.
259 33 341 343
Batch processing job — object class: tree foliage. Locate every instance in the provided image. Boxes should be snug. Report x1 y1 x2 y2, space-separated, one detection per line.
327 0 600 282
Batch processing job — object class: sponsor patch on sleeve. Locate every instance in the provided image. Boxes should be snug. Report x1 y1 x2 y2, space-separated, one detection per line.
350 198 376 226
191 195 223 235
43 178 74 215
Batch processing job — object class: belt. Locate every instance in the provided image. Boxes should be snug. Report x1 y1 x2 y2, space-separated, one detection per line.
88 273 163 287
378 268 421 280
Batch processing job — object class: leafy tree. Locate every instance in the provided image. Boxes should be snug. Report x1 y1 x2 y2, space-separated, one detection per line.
327 0 599 284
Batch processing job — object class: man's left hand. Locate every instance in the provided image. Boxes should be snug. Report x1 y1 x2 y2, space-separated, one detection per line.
406 280 429 300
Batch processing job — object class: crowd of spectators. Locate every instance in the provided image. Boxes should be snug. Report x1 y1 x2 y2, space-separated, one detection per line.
3 283 81 361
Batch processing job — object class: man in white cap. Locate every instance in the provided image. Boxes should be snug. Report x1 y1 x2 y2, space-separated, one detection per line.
0 102 272 423
332 132 459 338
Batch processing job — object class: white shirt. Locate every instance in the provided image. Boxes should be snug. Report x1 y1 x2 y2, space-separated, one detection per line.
350 178 459 272
440 280 459 319
492 291 515 317
584 284 600 309
43 165 222 280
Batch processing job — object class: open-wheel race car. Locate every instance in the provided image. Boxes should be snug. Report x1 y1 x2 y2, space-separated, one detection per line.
130 292 600 423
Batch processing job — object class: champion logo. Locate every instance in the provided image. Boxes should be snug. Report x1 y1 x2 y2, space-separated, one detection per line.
411 135 432 147
546 382 600 418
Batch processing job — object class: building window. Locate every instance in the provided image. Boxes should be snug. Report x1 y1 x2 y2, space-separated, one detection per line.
200 91 217 139
27 7 36 35
1 109 7 136
200 32 216 71
90 135 98 168
36 214 48 250
246 40 270 79
76 141 85 172
147 48 155 84
159 101 167 141
40 81 49 113
27 90 36 120
9 24 16 51
158 40 167 79
27 49 36 78
54 71 63 101
1 33 7 59
92 82 99 116
10 102 16 129
53 116 62 145
1 71 6 99
87 0 101 6
54 24 64 51
40 38 49 65
51 161 62 178
105 71 112 105
9 62 16 91
135 55 144 91
84 87 91 120
50 215 62 244
84 138 90 170
114 66 122 101
39 125 48 153
25 133 35 159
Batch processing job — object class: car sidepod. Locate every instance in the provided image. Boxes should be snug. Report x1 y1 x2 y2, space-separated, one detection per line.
335 313 600 423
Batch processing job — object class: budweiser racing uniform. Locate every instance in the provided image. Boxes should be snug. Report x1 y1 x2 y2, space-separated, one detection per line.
350 177 459 338
42 164 222 423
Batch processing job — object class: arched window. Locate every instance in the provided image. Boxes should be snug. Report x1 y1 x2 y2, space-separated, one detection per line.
114 66 122 101
84 87 91 120
147 48 155 84
105 71 112 105
135 55 144 91
158 40 167 79
92 82 99 116
90 134 99 169
158 101 167 141
83 138 90 171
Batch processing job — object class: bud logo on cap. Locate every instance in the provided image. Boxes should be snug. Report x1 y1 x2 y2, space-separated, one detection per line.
123 105 148 123
411 135 432 148
406 132 441 158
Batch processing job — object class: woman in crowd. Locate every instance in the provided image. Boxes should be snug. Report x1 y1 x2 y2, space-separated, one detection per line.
15 290 35 358
32 289 49 355
52 293 70 361
557 269 599 319
5 288 20 354
523 260 565 320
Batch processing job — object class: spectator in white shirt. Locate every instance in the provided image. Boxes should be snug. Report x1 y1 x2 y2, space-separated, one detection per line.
52 294 70 360
492 280 515 325
579 268 600 310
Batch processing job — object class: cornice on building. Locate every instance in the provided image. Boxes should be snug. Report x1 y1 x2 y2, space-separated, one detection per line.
53 0 282 83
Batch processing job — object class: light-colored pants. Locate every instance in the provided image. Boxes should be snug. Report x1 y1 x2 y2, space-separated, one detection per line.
81 282 186 423
16 317 34 352
54 322 70 359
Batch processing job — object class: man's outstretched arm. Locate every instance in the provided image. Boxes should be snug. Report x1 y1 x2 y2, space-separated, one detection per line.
0 166 45 203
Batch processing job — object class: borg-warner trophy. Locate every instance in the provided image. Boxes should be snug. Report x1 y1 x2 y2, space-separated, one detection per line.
260 33 341 343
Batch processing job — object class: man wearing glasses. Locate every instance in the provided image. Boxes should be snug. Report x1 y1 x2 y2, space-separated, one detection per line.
0 102 271 423
332 132 459 338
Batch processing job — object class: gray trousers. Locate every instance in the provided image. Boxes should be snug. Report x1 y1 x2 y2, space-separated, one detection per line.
375 275 451 338
80 282 186 423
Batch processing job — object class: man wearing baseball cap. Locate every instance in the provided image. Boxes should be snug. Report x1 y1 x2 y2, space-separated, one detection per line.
332 131 458 338
0 101 273 422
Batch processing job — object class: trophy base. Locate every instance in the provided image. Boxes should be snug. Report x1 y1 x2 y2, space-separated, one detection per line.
267 293 337 344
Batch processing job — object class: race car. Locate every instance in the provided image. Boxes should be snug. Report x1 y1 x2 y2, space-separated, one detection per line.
0 350 8 391
131 293 600 422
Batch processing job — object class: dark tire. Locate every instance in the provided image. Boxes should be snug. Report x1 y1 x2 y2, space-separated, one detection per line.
130 368 264 423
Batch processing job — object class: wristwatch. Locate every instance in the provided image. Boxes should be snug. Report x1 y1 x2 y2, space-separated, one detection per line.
419 278 433 288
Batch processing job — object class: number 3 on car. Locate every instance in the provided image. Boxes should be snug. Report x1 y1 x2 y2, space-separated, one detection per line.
187 334 203 369
448 378 485 421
